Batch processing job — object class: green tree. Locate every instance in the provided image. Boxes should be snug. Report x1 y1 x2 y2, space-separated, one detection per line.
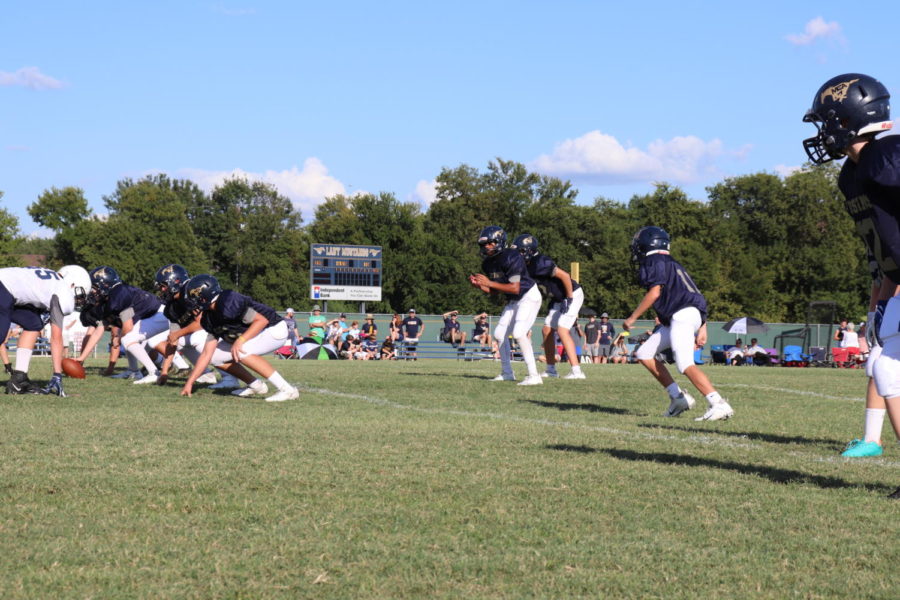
72 175 209 289
199 178 307 307
27 186 92 264
0 191 22 267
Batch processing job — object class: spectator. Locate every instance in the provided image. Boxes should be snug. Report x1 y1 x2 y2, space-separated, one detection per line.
441 310 467 347
401 309 424 360
727 339 745 366
583 314 601 363
338 335 355 359
380 336 396 360
597 313 616 364
745 338 770 366
308 305 327 340
325 318 344 346
833 319 849 344
472 312 498 357
361 314 378 341
389 313 404 342
336 313 350 342
284 308 298 348
841 322 860 349
360 334 379 360
610 332 631 364
347 320 361 341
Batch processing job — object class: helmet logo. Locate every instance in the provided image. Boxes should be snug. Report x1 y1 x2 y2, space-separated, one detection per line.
821 78 859 104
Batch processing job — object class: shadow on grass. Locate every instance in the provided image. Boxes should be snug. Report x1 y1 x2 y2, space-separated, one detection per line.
636 423 844 450
546 444 892 492
525 399 638 416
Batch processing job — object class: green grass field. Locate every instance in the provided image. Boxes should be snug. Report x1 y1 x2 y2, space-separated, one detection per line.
2 358 899 599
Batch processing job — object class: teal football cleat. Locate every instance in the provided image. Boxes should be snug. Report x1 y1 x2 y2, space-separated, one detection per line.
841 439 883 457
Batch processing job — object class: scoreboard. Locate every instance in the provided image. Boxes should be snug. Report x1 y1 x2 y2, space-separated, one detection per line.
310 244 382 301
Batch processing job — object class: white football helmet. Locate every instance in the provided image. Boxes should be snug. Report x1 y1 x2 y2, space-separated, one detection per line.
58 265 91 309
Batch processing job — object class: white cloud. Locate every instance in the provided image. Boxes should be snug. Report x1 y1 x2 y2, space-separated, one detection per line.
178 157 346 220
410 179 437 207
0 66 64 90
785 17 843 46
773 164 803 178
532 130 726 185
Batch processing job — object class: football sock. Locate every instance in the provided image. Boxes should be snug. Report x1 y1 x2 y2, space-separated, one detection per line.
546 364 558 374
126 342 158 375
666 383 681 399
267 371 291 391
516 333 538 377
571 365 582 375
14 348 32 373
498 339 513 376
706 391 723 405
864 408 886 444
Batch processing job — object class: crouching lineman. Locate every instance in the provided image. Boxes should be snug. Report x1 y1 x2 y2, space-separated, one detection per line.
180 275 299 402
0 265 91 395
511 233 585 380
76 266 169 384
149 264 250 389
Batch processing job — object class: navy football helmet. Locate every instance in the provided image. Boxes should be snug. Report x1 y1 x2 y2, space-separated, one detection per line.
631 226 671 263
803 73 892 164
511 233 539 263
155 264 190 302
182 274 222 312
89 266 122 298
477 226 507 257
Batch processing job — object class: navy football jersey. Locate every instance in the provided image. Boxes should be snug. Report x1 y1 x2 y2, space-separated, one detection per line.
637 253 708 326
199 289 281 342
80 297 122 328
838 135 900 284
106 284 161 323
163 296 196 328
527 254 581 301
481 248 535 301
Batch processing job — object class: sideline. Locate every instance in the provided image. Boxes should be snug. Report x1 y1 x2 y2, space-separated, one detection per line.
300 385 899 470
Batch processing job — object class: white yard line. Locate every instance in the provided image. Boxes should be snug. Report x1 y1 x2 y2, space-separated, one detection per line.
300 385 900 470
720 383 864 403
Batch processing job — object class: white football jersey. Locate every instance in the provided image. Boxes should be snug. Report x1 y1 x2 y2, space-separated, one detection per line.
0 267 76 315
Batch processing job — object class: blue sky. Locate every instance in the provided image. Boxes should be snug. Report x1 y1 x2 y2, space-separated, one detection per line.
2 1 898 236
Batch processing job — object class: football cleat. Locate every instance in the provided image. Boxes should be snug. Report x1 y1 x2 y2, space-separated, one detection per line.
518 375 544 386
541 370 559 378
492 374 516 381
5 370 42 395
110 370 140 379
134 373 159 385
266 387 300 403
694 401 735 421
195 371 219 385
841 440 883 457
231 381 269 397
563 371 586 380
663 391 695 417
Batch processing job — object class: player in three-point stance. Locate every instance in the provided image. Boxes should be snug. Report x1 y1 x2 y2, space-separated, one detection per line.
623 226 734 421
179 275 299 402
511 233 585 380
802 73 900 497
0 265 91 396
469 226 543 386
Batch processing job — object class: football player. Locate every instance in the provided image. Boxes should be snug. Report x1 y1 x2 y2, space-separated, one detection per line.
468 226 542 385
0 265 91 395
510 233 585 380
623 227 734 421
148 264 246 389
803 74 900 495
179 275 299 402
76 266 170 384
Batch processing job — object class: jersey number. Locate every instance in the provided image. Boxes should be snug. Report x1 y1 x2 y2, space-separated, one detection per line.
28 267 61 280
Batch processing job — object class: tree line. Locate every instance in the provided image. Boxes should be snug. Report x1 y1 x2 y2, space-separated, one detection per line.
0 158 866 322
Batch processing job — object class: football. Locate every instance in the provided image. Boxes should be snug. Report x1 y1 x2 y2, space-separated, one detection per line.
61 358 86 379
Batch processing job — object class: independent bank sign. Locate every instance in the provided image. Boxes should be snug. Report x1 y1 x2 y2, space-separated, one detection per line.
310 244 383 301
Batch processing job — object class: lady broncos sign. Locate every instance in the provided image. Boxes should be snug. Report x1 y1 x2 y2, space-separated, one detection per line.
310 244 382 301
